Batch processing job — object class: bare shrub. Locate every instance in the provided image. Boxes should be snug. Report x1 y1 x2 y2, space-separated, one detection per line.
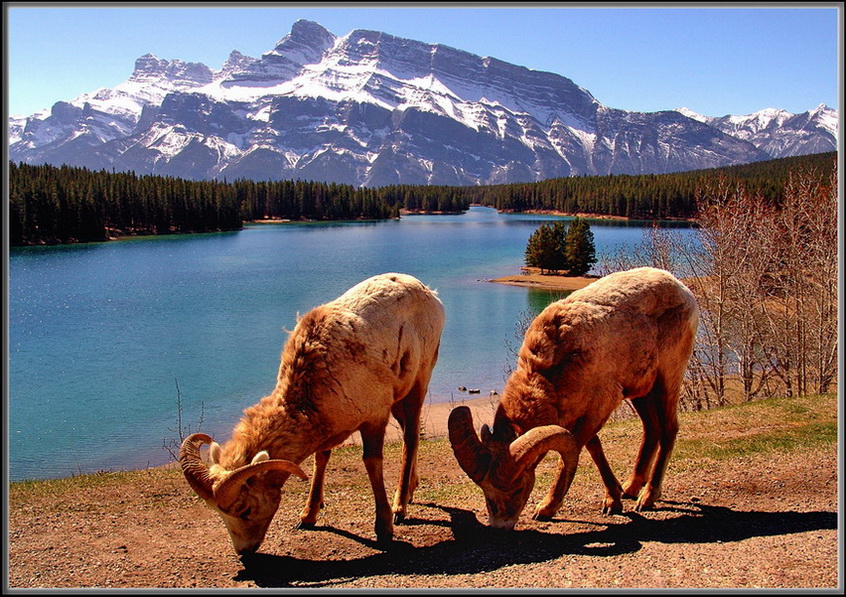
162 379 205 461
600 164 838 409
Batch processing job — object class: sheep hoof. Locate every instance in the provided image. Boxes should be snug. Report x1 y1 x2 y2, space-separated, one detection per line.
375 533 394 549
602 500 623 515
635 499 656 512
393 512 406 525
531 511 553 522
296 520 317 530
375 518 394 547
635 486 660 511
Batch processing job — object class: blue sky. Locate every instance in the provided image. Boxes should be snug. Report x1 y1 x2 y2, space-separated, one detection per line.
5 3 842 118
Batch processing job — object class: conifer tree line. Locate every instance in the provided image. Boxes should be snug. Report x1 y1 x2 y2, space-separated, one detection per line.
9 162 240 246
7 163 455 246
8 151 835 246
476 152 837 219
234 178 401 223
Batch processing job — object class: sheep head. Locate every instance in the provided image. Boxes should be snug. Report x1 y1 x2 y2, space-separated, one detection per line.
179 433 308 555
448 406 578 530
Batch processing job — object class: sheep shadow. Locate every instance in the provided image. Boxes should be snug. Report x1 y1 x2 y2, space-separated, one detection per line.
235 501 837 588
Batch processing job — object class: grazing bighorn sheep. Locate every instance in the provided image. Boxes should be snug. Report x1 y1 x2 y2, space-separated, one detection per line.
180 273 445 554
449 267 698 530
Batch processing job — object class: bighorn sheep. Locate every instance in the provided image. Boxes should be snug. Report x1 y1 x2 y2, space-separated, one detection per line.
180 273 445 554
449 267 698 530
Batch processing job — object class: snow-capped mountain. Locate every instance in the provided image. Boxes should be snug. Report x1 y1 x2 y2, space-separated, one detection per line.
9 20 838 186
675 104 838 159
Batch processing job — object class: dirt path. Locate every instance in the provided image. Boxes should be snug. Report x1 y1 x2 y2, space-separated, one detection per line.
7 396 840 590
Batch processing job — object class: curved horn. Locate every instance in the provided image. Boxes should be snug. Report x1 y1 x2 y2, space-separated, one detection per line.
214 459 308 511
448 406 492 483
179 433 216 501
510 425 579 480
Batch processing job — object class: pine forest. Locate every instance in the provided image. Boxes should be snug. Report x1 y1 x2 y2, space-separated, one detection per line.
7 151 836 246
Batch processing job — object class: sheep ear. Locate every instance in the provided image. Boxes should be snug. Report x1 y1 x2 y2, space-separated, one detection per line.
480 424 493 444
209 442 223 465
492 415 518 444
251 451 270 464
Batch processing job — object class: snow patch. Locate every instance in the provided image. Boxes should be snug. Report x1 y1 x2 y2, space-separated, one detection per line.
675 107 709 123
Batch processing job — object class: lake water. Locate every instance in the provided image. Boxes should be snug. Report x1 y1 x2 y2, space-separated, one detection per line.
8 206 695 481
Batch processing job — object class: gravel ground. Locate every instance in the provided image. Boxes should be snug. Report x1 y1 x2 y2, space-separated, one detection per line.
7 395 841 590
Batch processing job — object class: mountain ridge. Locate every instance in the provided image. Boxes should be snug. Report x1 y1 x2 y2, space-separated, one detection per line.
9 19 838 187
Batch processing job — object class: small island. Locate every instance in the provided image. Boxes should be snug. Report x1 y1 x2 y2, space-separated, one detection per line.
490 217 599 292
489 269 597 291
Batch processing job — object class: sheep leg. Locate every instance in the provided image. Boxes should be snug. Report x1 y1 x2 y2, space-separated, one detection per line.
635 383 680 511
584 435 624 514
297 449 331 529
359 423 394 545
390 387 425 524
622 394 661 500
532 448 581 521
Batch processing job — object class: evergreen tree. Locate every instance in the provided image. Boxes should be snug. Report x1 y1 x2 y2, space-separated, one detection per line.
525 218 596 276
563 217 596 276
525 220 569 274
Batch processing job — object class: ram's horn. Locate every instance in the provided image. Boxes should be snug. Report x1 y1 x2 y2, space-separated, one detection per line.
179 433 216 502
510 425 579 481
448 406 492 483
214 459 308 511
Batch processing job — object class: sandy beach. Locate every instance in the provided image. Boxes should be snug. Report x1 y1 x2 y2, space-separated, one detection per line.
356 395 501 445
488 268 598 292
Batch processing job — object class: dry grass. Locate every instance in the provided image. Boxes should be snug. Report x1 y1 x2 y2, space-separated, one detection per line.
8 393 839 590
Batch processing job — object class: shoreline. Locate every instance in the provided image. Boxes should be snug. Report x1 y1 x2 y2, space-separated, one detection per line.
487 268 599 292
496 208 696 223
13 270 592 483
10 395 502 483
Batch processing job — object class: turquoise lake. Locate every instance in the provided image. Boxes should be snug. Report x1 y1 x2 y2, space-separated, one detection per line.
8 206 695 481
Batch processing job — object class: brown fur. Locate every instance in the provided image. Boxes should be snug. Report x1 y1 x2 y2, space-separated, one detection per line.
194 273 445 554
451 267 698 529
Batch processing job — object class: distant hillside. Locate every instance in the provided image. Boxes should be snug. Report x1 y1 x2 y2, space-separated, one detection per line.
472 151 837 219
7 162 401 246
8 152 836 246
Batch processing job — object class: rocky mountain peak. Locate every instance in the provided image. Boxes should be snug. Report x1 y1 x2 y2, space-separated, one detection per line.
218 50 258 78
290 19 335 45
129 53 213 87
129 53 170 82
221 20 335 88
9 20 837 186
269 18 336 62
